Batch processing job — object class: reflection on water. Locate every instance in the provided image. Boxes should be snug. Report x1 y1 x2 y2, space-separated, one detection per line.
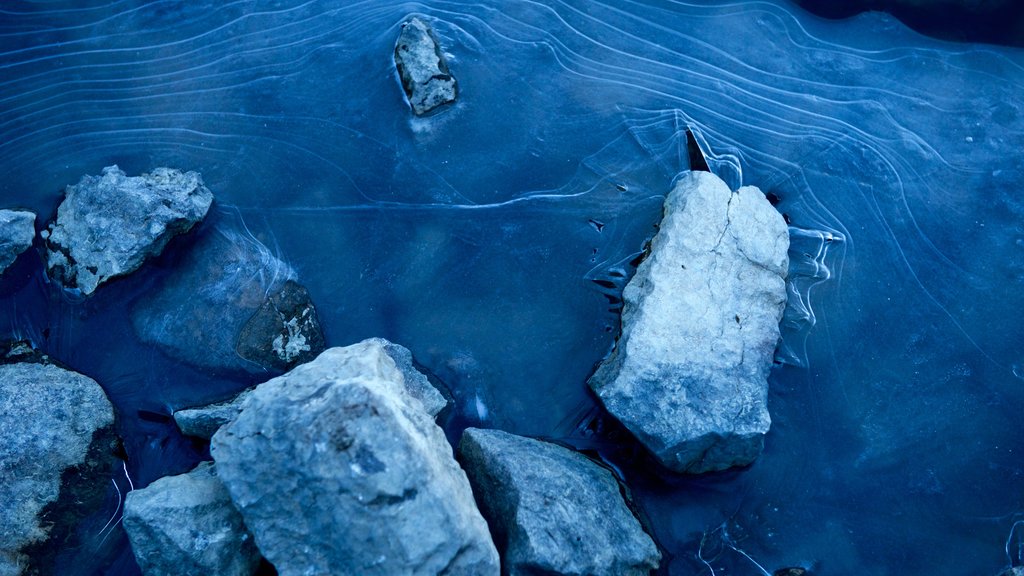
0 1 1021 574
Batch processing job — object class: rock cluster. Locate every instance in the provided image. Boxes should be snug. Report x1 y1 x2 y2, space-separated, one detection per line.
394 17 458 116
0 210 34 275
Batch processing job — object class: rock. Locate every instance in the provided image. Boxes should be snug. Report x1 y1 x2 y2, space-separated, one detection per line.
588 171 789 473
774 569 808 576
175 339 447 439
211 341 497 575
132 225 324 374
0 210 34 275
43 165 212 295
394 17 458 116
458 428 661 576
122 462 261 576
0 362 116 576
997 568 1024 576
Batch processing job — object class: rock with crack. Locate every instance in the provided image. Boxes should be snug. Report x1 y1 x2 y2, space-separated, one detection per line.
458 428 661 576
210 341 497 575
132 224 324 375
174 338 447 439
588 170 789 473
123 462 261 576
0 360 118 576
43 165 212 295
0 210 35 275
394 16 458 116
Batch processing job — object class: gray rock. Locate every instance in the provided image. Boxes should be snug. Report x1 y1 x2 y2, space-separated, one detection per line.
589 171 789 473
0 210 34 274
132 225 324 374
123 462 260 576
0 362 115 576
394 17 458 116
211 341 498 576
43 165 212 295
458 428 661 576
175 339 447 439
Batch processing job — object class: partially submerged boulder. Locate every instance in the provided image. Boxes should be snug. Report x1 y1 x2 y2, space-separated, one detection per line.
211 341 498 575
0 362 116 575
459 428 661 576
175 338 447 440
0 210 34 275
122 462 261 576
132 225 324 375
43 166 212 295
589 171 789 473
394 16 458 116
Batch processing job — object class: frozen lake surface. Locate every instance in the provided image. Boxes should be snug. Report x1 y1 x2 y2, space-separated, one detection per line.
0 1 1022 574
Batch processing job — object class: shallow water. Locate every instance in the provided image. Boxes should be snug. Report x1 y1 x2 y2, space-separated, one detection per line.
0 1 1022 574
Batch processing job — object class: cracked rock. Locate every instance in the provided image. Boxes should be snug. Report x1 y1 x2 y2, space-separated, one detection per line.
43 166 212 295
394 16 458 116
588 170 789 473
0 210 35 275
210 341 498 575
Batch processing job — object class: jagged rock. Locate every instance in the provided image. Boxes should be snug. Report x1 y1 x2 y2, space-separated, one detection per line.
0 362 116 576
132 225 324 375
588 171 789 473
211 341 498 576
0 210 34 275
43 166 212 295
175 339 446 439
458 428 661 576
123 462 260 576
394 17 458 116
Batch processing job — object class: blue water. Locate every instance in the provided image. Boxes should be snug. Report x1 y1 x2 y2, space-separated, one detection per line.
0 1 1022 574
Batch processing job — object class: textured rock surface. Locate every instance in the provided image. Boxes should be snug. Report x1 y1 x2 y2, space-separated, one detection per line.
459 428 661 576
0 362 115 576
43 165 212 295
175 338 446 439
394 17 457 116
123 462 260 576
211 341 497 575
132 226 324 374
589 170 789 473
0 210 34 274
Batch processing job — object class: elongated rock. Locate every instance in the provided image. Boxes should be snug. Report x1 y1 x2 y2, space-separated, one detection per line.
459 428 661 576
589 171 789 473
0 210 34 274
43 165 212 295
394 17 457 116
211 341 498 576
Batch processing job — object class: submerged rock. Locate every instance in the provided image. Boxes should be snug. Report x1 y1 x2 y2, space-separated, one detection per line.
459 428 661 576
589 171 789 473
0 210 34 275
43 166 212 295
175 338 447 439
132 225 324 375
211 341 497 575
0 362 116 576
394 17 458 116
123 462 261 576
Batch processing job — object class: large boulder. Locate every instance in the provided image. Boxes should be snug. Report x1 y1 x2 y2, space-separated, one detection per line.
122 462 261 576
0 210 34 275
174 338 447 439
394 16 458 116
458 428 661 576
0 362 116 576
132 225 324 375
589 171 789 473
210 341 498 576
43 165 212 295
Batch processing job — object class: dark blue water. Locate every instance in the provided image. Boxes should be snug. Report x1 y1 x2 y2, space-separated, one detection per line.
0 1 1022 574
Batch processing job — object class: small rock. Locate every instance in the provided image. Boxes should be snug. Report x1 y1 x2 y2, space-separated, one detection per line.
0 362 116 576
236 280 325 372
997 568 1024 576
589 171 789 473
394 16 458 116
44 166 212 295
123 462 261 576
774 569 808 576
211 341 498 575
174 390 254 441
0 210 35 275
459 428 661 576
